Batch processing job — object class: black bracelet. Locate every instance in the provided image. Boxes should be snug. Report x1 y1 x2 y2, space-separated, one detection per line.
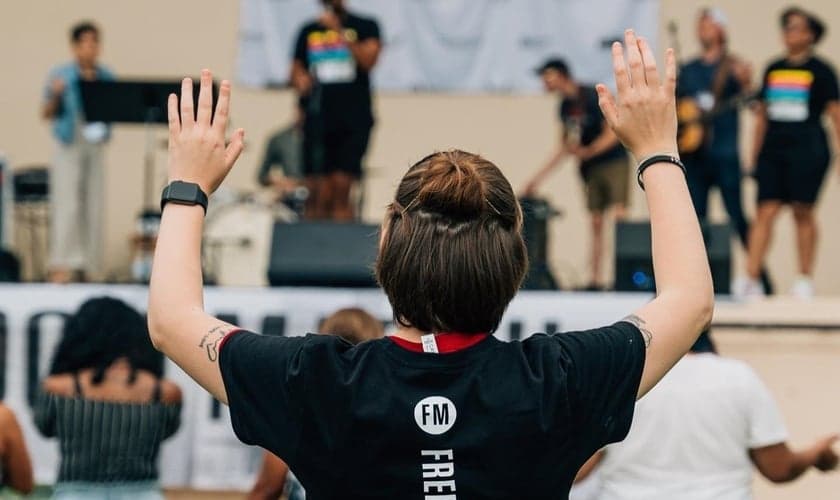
636 154 686 190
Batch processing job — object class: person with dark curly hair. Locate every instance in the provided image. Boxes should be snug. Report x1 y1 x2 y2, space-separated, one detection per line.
42 21 115 283
35 297 182 499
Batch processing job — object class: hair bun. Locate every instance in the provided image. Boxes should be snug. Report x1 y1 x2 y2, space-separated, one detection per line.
415 150 486 218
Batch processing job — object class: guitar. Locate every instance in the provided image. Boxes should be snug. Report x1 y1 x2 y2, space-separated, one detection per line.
677 92 757 154
668 20 756 154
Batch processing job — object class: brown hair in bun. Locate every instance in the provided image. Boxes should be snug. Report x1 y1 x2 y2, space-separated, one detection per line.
376 150 528 334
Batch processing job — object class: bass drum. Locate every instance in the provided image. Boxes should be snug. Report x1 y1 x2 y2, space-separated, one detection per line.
203 191 296 287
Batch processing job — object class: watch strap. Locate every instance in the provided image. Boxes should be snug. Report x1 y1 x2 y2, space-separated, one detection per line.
160 181 208 213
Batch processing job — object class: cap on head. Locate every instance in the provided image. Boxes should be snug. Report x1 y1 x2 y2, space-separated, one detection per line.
701 7 728 29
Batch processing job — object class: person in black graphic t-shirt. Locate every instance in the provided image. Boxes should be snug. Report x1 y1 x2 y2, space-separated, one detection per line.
291 0 381 221
736 7 840 300
524 59 629 290
149 30 713 499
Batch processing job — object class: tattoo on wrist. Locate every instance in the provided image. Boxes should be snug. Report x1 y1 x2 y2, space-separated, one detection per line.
624 314 653 348
198 324 233 362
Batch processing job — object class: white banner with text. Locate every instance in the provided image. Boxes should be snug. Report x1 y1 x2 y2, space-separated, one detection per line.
0 284 648 489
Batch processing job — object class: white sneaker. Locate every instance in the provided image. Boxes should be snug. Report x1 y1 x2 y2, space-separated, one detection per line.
733 276 765 301
790 276 815 300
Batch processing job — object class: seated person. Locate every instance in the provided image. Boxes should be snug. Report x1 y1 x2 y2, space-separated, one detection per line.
0 403 34 496
34 297 182 499
258 100 306 214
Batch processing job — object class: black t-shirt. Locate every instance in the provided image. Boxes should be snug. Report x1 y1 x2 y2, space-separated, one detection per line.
560 85 626 176
759 55 839 140
220 322 645 499
293 12 380 130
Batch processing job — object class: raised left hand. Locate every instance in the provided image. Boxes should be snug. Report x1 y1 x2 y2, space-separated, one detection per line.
167 70 245 195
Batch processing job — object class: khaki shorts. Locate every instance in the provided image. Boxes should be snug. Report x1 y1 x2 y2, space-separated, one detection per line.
584 156 630 212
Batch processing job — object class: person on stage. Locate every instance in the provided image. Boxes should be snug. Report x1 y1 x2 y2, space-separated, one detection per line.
523 59 629 290
677 8 773 294
41 21 115 283
737 7 840 299
257 99 308 216
149 29 713 497
257 100 304 195
290 0 381 221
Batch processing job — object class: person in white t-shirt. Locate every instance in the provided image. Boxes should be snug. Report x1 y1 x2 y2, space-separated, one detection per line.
579 331 838 500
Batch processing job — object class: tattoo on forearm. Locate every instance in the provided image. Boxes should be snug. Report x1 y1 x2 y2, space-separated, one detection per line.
624 314 653 348
198 324 233 362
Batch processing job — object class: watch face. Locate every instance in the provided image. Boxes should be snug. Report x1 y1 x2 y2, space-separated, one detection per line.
169 182 200 202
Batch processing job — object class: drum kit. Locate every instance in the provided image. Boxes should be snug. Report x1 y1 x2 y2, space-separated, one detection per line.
130 181 308 287
200 186 305 287
130 134 311 287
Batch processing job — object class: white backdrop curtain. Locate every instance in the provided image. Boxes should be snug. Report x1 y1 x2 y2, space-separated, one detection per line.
237 0 661 92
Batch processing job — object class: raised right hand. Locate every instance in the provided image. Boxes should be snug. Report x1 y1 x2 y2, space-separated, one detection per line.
596 30 679 160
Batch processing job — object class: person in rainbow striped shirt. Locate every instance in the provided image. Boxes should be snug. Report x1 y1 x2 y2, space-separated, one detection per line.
736 6 840 300
290 0 381 221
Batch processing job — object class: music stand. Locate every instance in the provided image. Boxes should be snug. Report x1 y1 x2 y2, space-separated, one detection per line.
79 80 218 211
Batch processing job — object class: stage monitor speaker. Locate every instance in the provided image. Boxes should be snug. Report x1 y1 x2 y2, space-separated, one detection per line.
0 249 20 283
614 221 730 294
520 196 560 290
267 222 379 287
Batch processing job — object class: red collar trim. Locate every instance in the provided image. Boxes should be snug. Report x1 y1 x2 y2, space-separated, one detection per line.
388 332 489 353
217 328 244 353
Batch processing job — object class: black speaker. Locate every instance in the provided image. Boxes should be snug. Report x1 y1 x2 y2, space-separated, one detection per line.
12 168 49 203
520 197 560 290
267 222 379 287
614 221 731 294
0 249 19 282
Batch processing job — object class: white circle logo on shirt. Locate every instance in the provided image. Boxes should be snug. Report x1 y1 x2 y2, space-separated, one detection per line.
414 396 457 435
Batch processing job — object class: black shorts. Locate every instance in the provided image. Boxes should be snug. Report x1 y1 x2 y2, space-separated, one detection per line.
303 124 372 178
757 131 831 204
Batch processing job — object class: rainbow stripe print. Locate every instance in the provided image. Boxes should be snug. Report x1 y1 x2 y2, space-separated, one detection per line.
766 69 813 122
307 30 356 84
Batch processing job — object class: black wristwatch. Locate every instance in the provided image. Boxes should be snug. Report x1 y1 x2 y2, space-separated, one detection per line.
160 181 208 213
